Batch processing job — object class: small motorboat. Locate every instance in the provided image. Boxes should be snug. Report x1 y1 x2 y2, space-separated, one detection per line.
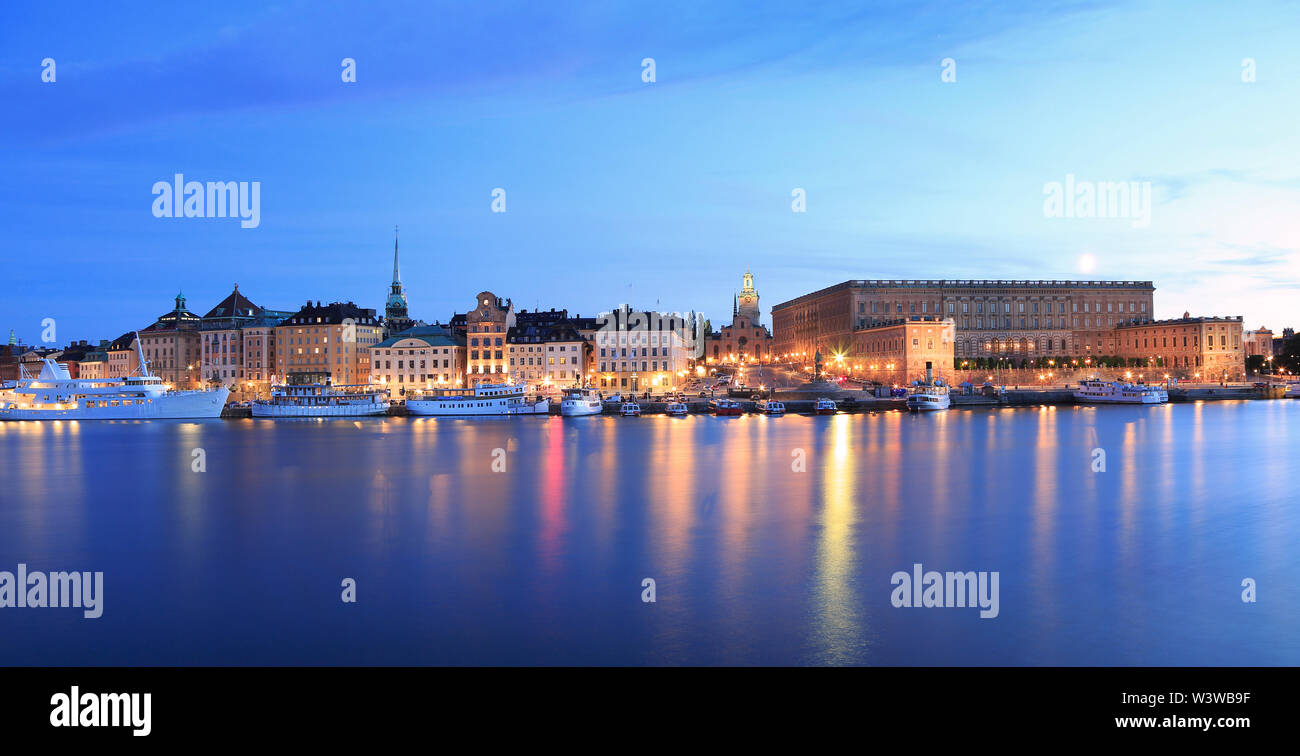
710 398 743 416
757 399 785 415
620 402 642 417
665 402 689 416
814 397 836 415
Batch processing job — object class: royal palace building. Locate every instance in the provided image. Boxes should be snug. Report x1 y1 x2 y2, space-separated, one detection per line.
772 279 1156 365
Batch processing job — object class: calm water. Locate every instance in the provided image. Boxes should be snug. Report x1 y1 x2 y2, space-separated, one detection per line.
1 401 1297 666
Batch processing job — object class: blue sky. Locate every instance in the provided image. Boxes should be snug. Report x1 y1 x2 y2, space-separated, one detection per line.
3 0 1298 344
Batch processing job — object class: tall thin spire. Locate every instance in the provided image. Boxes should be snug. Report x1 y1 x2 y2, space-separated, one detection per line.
385 225 410 326
392 225 401 285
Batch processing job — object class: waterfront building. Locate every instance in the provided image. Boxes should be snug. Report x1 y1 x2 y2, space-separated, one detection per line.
507 322 591 390
384 228 417 336
1114 313 1244 379
849 317 956 386
772 279 1155 365
199 285 293 399
105 332 141 379
567 315 603 384
370 324 466 394
1243 327 1274 359
137 292 203 388
274 301 383 386
705 271 775 366
0 339 23 381
77 342 109 380
515 308 570 328
461 292 516 386
50 340 95 379
593 304 697 393
240 316 288 398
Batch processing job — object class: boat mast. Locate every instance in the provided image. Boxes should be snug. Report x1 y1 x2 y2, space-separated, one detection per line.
133 331 152 377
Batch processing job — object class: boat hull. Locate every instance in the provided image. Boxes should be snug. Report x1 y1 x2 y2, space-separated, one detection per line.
1072 395 1166 404
560 401 603 417
252 402 388 418
406 398 549 416
0 388 229 420
907 396 951 411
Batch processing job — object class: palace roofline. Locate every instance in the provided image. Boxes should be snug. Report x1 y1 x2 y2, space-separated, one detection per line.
772 279 1157 311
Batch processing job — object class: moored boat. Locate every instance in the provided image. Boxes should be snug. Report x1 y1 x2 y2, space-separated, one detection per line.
406 382 548 416
620 401 641 417
0 337 228 420
560 386 603 417
710 398 743 416
814 397 837 415
906 384 951 411
757 399 785 415
1073 379 1168 404
253 382 388 417
665 402 689 416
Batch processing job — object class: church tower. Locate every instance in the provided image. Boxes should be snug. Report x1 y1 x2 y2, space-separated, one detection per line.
736 269 760 323
385 226 413 334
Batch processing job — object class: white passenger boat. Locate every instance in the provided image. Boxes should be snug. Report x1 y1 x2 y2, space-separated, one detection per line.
0 343 228 421
1073 379 1168 404
560 386 603 417
906 385 951 411
620 402 641 417
405 382 548 416
757 399 785 415
665 402 689 416
814 397 837 415
252 383 389 417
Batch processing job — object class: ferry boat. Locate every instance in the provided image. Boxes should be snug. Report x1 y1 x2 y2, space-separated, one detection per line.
665 402 689 417
0 343 228 421
620 401 641 417
1073 379 1168 405
710 398 743 416
406 382 548 416
560 386 603 417
906 385 951 411
757 399 785 415
814 397 837 415
252 383 388 417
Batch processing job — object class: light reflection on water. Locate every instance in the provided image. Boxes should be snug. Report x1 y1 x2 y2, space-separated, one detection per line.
0 401 1296 665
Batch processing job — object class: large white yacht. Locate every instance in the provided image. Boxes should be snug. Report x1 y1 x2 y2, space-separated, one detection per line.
560 386 603 417
1073 379 1168 404
252 383 389 417
405 382 548 416
0 341 228 420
